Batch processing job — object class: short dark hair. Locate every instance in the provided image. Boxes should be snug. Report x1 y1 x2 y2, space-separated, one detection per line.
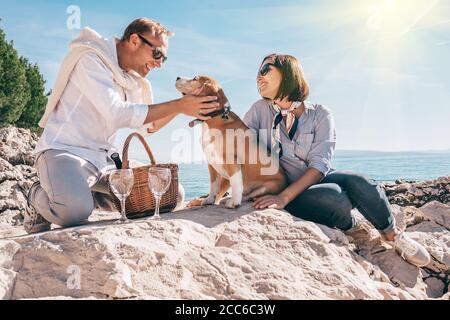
260 53 310 102
121 18 174 42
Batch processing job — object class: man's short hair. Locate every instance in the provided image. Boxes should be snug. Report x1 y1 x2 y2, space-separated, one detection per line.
121 18 174 42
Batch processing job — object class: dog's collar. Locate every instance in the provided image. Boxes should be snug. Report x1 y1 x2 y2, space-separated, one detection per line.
205 101 231 119
189 102 231 127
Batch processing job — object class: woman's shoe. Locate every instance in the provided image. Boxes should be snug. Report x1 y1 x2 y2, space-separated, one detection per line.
393 232 431 267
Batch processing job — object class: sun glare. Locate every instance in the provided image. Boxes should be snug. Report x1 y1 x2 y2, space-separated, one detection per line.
321 0 445 151
365 0 440 36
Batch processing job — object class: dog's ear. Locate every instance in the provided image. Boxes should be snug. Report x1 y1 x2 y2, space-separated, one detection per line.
198 81 228 108
198 82 216 97
216 88 228 108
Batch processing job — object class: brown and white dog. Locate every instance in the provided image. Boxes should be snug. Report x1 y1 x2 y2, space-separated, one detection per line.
175 75 287 208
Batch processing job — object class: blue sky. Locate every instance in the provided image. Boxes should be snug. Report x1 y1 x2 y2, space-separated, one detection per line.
1 0 449 162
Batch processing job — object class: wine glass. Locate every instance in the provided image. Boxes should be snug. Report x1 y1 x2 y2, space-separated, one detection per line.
148 167 172 220
109 169 134 223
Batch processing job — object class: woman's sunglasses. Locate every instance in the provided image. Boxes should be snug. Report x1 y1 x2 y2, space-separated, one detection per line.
258 63 274 77
137 34 168 63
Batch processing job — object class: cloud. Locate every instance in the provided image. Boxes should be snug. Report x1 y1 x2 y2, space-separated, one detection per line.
164 26 264 79
362 67 420 83
435 40 450 46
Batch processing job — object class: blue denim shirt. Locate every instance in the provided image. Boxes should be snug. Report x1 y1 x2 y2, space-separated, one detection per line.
243 99 336 183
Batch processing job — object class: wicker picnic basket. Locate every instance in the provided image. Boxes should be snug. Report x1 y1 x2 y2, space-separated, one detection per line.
110 132 179 219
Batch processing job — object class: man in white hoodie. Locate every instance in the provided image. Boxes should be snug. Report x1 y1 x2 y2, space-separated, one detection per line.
24 18 219 233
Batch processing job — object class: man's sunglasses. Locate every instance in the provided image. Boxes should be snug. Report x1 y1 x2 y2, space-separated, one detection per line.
258 63 275 77
137 34 167 63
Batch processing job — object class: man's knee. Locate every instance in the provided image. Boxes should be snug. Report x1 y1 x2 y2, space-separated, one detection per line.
52 196 94 227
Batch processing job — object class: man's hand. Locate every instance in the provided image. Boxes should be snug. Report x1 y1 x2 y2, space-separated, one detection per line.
177 95 219 121
253 194 289 210
143 95 220 130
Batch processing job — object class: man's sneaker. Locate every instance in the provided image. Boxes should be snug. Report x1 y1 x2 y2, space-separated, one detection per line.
393 232 431 267
23 182 51 234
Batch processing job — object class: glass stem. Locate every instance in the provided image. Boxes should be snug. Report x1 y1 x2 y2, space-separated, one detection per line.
154 195 161 218
120 197 127 221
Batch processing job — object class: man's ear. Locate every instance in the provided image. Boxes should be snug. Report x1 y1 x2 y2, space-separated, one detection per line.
128 33 140 48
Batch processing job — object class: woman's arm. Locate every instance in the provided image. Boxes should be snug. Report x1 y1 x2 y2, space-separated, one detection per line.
253 168 323 209
280 168 323 202
305 106 336 175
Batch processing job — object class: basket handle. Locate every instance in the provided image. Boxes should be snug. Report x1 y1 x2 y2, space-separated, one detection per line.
121 132 156 169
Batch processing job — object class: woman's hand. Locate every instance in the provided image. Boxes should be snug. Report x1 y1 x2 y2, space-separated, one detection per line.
253 194 289 210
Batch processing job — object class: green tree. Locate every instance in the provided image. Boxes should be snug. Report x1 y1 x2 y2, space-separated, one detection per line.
0 27 30 126
15 57 47 131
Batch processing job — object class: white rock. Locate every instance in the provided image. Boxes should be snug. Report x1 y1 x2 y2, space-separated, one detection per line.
0 241 21 299
0 126 38 165
0 126 448 300
0 203 444 300
407 222 450 273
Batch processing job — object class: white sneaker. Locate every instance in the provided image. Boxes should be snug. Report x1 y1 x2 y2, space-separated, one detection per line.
393 232 431 267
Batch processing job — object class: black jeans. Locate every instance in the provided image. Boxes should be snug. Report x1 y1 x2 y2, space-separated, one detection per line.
285 170 395 232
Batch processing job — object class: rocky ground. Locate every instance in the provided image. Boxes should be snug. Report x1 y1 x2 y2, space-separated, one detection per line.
0 126 39 239
0 126 449 300
384 178 450 207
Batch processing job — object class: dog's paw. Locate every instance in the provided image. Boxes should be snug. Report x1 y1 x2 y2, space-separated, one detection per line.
186 198 204 208
225 198 241 209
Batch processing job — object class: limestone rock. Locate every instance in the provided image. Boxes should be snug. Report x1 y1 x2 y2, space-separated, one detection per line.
0 126 38 166
0 127 38 218
0 202 447 300
0 126 448 300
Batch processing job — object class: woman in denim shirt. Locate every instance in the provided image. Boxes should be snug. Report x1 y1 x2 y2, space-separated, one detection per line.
243 53 430 267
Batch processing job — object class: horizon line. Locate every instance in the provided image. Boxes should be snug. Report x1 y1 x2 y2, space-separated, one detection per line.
335 148 450 153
